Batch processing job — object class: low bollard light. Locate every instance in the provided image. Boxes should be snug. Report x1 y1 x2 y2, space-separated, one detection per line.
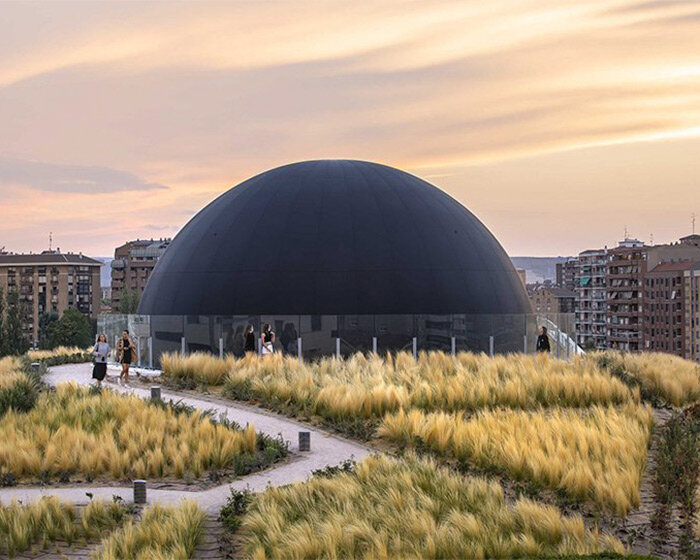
31 362 40 374
133 480 147 504
150 386 161 401
299 431 311 452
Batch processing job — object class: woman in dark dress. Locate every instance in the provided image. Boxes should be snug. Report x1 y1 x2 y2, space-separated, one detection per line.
92 333 110 388
117 329 135 386
243 325 256 354
261 323 275 355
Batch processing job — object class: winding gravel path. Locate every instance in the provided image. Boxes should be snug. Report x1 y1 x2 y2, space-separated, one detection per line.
0 363 372 514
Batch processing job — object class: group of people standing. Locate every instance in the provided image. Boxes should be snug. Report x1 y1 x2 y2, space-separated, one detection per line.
243 323 275 355
91 329 136 387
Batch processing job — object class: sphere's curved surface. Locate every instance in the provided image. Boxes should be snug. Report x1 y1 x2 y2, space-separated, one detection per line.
139 160 531 315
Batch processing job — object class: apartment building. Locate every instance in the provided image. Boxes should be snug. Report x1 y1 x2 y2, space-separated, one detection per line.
576 248 607 349
606 239 646 351
685 263 700 362
606 237 700 352
556 258 577 291
0 250 101 343
111 238 170 311
530 286 576 314
644 261 691 357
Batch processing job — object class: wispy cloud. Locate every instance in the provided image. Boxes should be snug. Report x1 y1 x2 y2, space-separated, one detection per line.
0 0 698 256
0 155 167 193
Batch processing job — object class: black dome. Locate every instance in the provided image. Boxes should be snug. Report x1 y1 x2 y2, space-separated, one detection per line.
139 160 531 315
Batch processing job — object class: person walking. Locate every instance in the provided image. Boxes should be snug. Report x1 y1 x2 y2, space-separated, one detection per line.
536 326 551 353
92 334 110 388
117 329 135 385
261 323 275 355
243 325 256 354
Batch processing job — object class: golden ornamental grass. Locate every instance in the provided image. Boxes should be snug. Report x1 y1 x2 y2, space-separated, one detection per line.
26 346 89 361
92 500 205 560
379 403 653 515
0 384 257 481
160 350 638 416
0 356 23 378
242 454 624 559
588 351 700 406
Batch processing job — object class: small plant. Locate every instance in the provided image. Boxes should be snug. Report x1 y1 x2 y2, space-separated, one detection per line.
312 458 356 478
219 488 253 531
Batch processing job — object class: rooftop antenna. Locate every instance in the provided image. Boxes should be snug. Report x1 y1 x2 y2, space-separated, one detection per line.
650 233 654 246
692 212 697 234
624 225 629 239
48 232 53 251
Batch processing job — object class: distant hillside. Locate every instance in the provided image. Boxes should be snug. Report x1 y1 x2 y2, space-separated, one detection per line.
510 256 571 284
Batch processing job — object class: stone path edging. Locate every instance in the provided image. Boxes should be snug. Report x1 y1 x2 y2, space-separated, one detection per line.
0 363 371 514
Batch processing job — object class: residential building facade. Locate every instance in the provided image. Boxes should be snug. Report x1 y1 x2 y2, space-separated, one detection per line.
0 250 102 343
685 263 700 362
556 258 577 291
576 248 607 349
644 262 691 357
606 237 700 352
530 286 576 315
111 238 170 311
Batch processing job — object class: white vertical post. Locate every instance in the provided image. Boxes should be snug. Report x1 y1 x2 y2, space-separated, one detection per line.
219 337 224 359
148 337 153 369
523 335 528 354
451 336 456 356
412 337 417 359
372 337 377 354
136 337 142 367
489 336 494 357
297 337 302 359
114 336 119 362
181 336 186 356
336 337 341 358
257 337 262 355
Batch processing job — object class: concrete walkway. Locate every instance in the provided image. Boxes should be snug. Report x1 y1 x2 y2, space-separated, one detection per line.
0 363 372 514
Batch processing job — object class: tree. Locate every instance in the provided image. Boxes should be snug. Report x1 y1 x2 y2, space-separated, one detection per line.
2 289 30 356
38 311 60 349
45 308 93 349
118 287 140 314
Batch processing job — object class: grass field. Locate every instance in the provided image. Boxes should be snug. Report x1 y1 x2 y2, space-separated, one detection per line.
1 497 203 559
164 351 638 414
0 497 126 558
586 351 700 406
93 501 204 560
0 384 261 482
239 454 624 559
379 403 653 515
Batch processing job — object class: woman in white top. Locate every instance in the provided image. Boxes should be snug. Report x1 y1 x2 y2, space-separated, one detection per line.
92 334 110 388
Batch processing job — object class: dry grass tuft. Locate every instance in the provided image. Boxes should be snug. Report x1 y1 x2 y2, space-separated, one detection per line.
93 500 205 560
161 352 235 386
26 346 90 362
0 384 257 481
588 351 700 406
378 403 653 516
242 454 625 559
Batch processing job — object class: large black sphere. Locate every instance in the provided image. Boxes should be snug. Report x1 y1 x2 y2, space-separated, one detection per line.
139 160 531 315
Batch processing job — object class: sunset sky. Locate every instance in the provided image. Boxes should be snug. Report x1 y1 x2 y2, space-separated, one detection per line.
1 0 699 257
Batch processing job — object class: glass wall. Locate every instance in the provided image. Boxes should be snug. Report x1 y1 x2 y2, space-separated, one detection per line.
98 313 579 368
